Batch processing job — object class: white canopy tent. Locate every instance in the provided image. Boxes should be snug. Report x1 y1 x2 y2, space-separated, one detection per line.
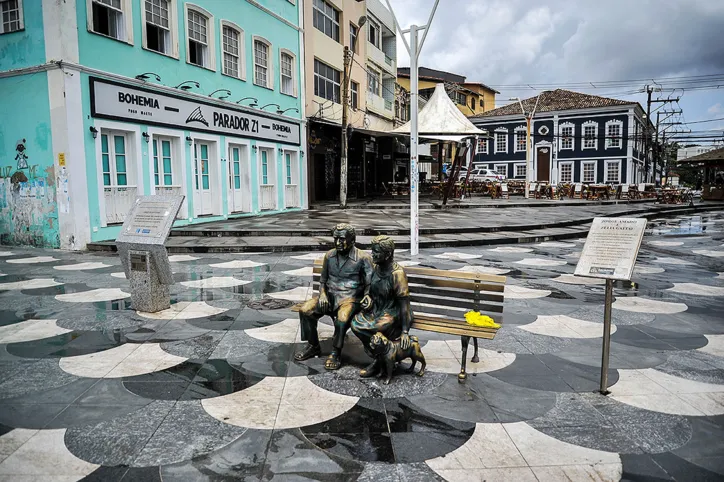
391 83 487 142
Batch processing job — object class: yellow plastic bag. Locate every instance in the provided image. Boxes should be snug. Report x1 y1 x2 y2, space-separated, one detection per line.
464 311 501 329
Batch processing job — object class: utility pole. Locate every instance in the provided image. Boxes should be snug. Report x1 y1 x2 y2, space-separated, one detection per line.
644 85 680 184
654 110 682 184
386 0 440 256
510 95 541 198
339 16 366 209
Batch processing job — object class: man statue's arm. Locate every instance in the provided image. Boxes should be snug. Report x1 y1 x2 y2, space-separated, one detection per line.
318 253 330 310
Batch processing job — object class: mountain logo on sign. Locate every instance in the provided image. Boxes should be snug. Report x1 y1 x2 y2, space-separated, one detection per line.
185 107 209 127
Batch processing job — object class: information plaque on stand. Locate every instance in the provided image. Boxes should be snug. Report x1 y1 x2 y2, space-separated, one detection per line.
116 195 184 313
574 217 647 394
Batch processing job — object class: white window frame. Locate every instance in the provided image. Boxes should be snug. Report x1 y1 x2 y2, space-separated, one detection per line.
514 126 526 153
582 160 597 183
279 48 297 97
582 120 598 150
494 164 508 177
184 4 216 71
476 138 487 154
312 0 339 42
494 128 508 154
87 0 134 44
559 161 574 183
367 66 381 96
314 58 340 103
351 81 359 109
368 17 380 49
141 0 178 58
0 0 24 34
221 20 245 80
605 119 623 149
604 159 621 183
253 36 273 89
559 122 574 150
514 163 526 179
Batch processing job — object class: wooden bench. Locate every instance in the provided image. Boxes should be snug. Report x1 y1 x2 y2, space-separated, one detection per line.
293 259 507 382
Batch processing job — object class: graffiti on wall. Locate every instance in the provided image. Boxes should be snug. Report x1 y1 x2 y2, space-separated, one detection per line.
0 136 59 247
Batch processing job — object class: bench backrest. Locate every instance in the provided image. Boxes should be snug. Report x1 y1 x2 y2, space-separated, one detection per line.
311 260 506 324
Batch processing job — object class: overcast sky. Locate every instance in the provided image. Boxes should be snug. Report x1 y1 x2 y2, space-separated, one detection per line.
388 0 724 145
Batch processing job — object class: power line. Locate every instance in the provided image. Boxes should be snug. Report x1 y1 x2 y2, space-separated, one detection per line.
681 116 724 125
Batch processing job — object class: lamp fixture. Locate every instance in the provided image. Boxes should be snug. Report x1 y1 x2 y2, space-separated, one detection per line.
277 107 299 115
358 15 367 27
236 97 258 105
185 136 193 144
249 102 259 108
260 103 280 111
142 132 150 143
209 89 232 99
175 81 200 90
89 126 98 139
135 72 161 82
252 145 258 151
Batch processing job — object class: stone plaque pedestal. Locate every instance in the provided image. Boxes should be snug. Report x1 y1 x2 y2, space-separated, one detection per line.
115 195 184 313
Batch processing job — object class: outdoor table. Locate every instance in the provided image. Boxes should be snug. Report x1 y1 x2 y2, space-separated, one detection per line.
588 185 610 200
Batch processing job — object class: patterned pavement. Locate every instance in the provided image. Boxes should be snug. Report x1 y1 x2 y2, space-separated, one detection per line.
0 212 723 481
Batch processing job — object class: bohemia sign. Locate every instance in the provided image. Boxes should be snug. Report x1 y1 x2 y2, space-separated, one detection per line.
90 77 300 145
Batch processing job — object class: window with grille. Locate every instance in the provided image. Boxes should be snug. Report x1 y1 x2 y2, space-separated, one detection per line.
254 39 269 87
495 165 507 177
281 52 294 96
605 161 620 183
582 162 596 183
188 9 208 66
367 68 380 96
495 131 508 153
314 59 340 102
559 163 573 183
583 122 597 149
514 130 526 152
312 0 339 41
606 121 622 148
477 138 487 154
261 150 269 185
100 131 129 186
285 153 292 185
222 25 240 77
515 164 526 178
144 0 169 53
1 0 23 34
91 0 124 40
560 124 574 150
351 81 359 109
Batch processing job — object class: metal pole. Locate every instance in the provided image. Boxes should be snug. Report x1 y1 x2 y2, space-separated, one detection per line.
339 46 351 208
525 117 531 199
409 24 420 255
599 278 614 394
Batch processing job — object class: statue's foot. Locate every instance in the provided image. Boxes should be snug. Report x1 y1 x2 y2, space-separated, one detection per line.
325 352 342 370
360 361 379 378
294 343 321 361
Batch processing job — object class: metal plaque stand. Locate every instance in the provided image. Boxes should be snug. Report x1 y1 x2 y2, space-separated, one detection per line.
599 279 614 394
115 195 184 313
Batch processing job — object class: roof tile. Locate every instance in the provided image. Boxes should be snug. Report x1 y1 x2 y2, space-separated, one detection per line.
472 89 634 118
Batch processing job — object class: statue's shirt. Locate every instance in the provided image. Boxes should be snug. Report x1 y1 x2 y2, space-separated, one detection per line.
320 247 373 309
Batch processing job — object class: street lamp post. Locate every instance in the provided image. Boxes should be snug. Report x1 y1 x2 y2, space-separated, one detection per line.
385 0 440 256
339 16 367 209
510 95 540 199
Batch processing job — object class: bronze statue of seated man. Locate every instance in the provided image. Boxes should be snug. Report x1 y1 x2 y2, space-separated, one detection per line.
351 235 414 378
294 223 373 370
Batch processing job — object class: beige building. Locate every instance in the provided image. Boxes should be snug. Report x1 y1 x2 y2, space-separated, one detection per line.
303 0 369 127
303 0 398 203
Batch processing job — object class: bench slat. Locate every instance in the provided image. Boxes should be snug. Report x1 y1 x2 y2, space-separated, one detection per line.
410 304 504 323
411 322 497 339
311 264 507 284
409 293 504 313
312 275 505 295
408 284 505 303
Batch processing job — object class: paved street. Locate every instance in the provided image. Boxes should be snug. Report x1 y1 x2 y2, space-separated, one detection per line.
1 211 723 481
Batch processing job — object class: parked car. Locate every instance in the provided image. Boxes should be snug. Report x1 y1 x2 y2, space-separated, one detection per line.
459 168 505 182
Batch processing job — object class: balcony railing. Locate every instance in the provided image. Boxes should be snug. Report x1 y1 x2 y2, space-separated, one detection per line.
260 185 276 211
385 55 392 66
103 186 137 225
285 184 299 208
155 185 185 218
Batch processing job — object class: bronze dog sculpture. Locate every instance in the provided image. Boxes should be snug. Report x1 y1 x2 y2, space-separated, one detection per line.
369 332 426 384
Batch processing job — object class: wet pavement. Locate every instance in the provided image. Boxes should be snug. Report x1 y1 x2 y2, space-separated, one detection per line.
1 211 723 481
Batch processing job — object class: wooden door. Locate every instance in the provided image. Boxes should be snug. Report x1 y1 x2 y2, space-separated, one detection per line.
537 147 551 182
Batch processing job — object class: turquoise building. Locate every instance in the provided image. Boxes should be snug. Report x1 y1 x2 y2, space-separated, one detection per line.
0 0 306 250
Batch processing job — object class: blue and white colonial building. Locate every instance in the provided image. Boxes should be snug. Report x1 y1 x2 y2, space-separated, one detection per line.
470 90 655 186
0 0 305 250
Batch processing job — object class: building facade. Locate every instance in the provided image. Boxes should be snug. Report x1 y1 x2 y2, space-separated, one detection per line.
1 0 305 250
396 66 498 120
470 90 654 185
303 0 397 203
